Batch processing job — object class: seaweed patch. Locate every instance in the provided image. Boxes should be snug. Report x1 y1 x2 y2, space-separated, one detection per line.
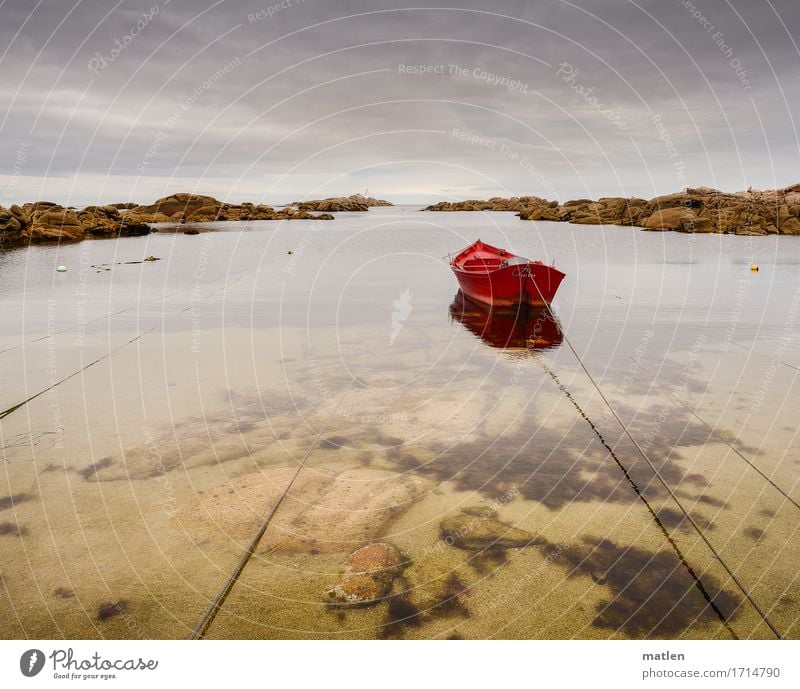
0 522 26 537
98 601 128 621
78 457 114 481
0 493 31 511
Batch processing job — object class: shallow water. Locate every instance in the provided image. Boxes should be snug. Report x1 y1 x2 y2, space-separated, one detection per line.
1 207 798 639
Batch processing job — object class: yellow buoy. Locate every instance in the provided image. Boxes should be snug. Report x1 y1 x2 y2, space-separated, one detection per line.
750 263 759 272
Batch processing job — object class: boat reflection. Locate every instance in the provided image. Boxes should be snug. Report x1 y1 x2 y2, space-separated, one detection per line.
449 290 563 351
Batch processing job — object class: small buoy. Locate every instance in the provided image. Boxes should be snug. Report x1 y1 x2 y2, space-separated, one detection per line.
750 263 759 272
56 265 67 272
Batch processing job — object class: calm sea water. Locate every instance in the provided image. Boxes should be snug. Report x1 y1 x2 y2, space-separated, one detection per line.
1 207 798 639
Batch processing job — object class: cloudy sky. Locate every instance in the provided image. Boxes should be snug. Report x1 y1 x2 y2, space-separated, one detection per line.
0 0 798 206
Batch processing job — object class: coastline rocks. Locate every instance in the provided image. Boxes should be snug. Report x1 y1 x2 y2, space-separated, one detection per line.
326 543 403 605
79 205 150 237
641 208 711 232
2 191 340 247
186 204 222 222
22 201 60 218
127 193 336 223
518 206 560 221
779 217 800 235
27 208 85 242
2 202 153 243
423 183 800 236
0 205 28 246
292 193 393 212
0 207 24 233
127 193 220 222
425 195 549 212
560 197 647 225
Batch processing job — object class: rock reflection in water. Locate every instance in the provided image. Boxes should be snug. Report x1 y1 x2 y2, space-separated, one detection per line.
448 290 563 351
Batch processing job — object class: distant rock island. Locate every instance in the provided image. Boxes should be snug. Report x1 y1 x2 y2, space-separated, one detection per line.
290 193 393 212
424 184 800 235
425 196 549 213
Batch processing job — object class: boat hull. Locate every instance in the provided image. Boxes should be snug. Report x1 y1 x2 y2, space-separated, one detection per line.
451 261 565 308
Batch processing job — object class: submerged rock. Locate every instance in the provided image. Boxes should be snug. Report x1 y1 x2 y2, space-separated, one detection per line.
175 468 427 554
327 574 390 605
97 601 127 621
327 542 403 605
345 542 402 578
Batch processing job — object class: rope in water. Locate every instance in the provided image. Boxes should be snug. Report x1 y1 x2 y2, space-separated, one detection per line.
189 425 328 639
0 267 255 421
632 357 800 514
527 277 783 639
536 362 738 639
732 342 800 373
188 380 351 639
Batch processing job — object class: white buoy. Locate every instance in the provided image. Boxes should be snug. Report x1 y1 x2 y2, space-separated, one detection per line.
56 265 67 272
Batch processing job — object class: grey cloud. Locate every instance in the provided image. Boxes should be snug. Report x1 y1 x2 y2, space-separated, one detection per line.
0 0 797 205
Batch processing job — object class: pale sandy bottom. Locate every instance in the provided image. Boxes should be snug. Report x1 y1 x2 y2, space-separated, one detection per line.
1 316 798 640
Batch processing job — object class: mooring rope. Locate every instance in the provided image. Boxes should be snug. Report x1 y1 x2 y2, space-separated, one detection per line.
633 357 800 514
188 380 352 640
189 424 328 639
537 363 738 639
527 278 783 639
0 268 254 422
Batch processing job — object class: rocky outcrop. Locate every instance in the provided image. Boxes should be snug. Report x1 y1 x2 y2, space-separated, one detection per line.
558 197 648 225
0 205 28 246
425 196 550 212
1 191 338 247
27 208 85 241
292 193 393 212
126 193 336 223
0 205 26 233
426 184 800 236
79 205 151 238
125 193 219 222
0 202 153 244
558 187 800 235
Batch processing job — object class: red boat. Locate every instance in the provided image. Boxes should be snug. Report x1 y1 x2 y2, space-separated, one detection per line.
449 240 565 308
